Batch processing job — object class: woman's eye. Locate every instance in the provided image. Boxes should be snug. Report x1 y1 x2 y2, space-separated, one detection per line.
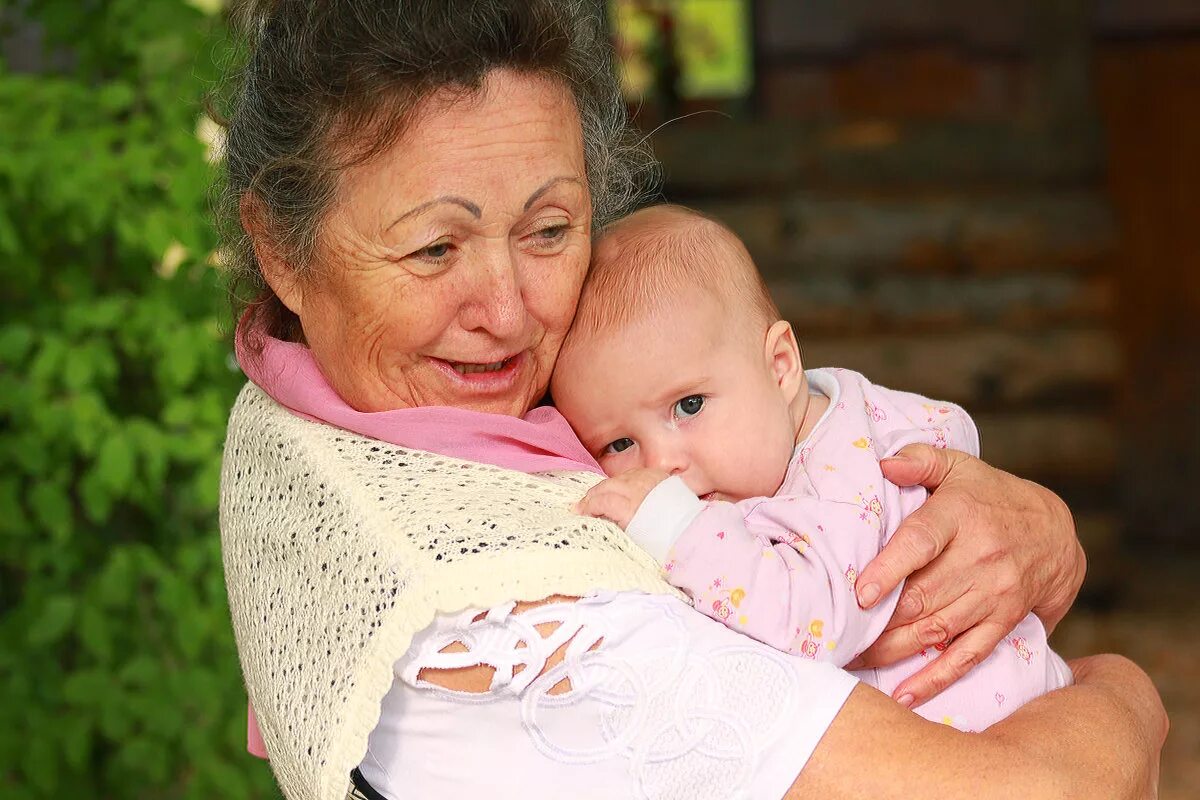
674 395 704 418
418 241 452 260
604 437 635 455
528 224 568 247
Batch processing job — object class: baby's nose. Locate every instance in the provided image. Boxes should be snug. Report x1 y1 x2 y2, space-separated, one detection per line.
647 445 688 476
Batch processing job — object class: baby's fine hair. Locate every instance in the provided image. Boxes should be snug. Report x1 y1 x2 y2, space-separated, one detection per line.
570 204 780 341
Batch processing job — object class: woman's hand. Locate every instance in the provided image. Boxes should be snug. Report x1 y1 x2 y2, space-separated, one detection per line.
846 444 1086 708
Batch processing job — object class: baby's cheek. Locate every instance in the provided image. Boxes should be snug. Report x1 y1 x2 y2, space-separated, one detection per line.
732 437 792 497
600 452 638 478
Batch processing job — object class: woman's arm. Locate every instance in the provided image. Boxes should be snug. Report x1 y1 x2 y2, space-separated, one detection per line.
788 654 1166 800
849 444 1086 706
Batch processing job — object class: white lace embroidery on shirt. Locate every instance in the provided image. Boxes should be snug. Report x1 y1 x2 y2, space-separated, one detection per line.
402 599 803 800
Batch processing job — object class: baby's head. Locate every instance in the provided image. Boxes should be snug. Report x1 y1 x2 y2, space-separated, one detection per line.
552 204 813 502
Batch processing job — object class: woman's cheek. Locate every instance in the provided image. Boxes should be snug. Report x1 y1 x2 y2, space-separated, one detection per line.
550 240 590 302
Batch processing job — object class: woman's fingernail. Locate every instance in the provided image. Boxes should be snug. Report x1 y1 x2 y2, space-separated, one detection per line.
845 656 865 670
881 455 911 466
896 693 915 708
857 583 880 607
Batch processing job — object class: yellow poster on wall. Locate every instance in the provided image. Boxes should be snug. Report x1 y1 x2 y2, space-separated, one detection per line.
675 0 752 98
610 0 658 100
610 0 752 101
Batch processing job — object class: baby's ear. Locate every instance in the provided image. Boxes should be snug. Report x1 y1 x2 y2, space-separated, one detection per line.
764 320 804 402
241 192 305 315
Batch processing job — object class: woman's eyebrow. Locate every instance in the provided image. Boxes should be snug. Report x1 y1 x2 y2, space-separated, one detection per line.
523 176 584 211
387 196 481 230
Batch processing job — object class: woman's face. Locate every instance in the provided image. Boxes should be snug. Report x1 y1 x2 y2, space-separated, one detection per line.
284 70 591 416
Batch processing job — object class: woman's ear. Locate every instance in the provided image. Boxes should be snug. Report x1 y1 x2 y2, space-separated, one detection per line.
764 320 804 402
240 193 304 315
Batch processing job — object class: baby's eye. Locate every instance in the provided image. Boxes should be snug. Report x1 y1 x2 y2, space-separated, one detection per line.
604 437 635 455
674 395 704 418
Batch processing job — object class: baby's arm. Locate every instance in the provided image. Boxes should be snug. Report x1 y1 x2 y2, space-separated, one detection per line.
629 482 911 664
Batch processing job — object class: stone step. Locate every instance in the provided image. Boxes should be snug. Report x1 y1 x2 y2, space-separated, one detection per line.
801 327 1119 409
1071 512 1122 598
652 120 1102 191
975 410 1116 483
770 273 1112 334
690 191 1115 275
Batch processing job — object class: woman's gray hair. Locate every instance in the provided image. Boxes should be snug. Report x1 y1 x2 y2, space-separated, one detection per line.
215 0 659 342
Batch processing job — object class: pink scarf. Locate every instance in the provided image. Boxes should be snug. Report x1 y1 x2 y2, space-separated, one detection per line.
235 328 603 757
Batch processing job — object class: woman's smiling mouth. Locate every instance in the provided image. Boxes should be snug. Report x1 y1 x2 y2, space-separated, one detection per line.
429 353 526 393
450 357 513 375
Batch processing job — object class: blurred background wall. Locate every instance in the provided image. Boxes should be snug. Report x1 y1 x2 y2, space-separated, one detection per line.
618 2 1200 794
1 1 1196 797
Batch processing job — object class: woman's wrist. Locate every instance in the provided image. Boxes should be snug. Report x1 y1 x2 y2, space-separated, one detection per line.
1029 483 1086 634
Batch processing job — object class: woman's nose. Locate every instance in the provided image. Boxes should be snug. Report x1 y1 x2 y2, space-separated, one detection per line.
462 246 525 338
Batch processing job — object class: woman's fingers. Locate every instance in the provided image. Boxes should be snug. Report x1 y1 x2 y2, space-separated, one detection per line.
877 443 963 490
855 448 972 610
848 586 993 670
855 512 947 610
889 619 1012 708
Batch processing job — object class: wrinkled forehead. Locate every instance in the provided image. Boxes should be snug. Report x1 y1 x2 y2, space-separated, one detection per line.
331 71 588 216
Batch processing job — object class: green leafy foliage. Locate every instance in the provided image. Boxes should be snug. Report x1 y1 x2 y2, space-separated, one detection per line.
0 1 278 795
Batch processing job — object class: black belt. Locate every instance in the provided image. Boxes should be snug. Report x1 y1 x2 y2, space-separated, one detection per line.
348 768 389 800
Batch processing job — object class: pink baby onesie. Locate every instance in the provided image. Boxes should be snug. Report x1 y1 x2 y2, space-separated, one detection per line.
626 368 1072 731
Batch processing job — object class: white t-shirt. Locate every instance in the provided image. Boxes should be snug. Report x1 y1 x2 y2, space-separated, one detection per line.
358 591 857 800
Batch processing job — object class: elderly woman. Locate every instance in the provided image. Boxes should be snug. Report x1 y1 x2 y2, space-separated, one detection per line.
217 2 1166 799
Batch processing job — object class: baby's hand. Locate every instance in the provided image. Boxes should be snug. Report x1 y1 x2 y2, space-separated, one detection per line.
575 468 672 529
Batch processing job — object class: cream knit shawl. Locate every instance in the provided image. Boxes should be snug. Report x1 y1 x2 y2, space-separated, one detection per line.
220 383 680 800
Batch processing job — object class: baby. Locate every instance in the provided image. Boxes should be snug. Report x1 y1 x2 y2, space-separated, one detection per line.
551 204 1072 731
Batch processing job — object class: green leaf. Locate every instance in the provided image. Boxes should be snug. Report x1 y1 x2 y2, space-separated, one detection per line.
26 725 62 793
97 82 136 113
0 324 35 363
29 336 67 385
95 547 136 607
0 476 30 537
60 716 94 772
62 344 96 392
80 467 114 523
28 480 72 541
78 603 114 663
62 668 112 705
95 429 135 493
28 595 77 647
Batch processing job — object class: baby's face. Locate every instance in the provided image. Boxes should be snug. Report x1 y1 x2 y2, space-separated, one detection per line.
553 288 798 502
